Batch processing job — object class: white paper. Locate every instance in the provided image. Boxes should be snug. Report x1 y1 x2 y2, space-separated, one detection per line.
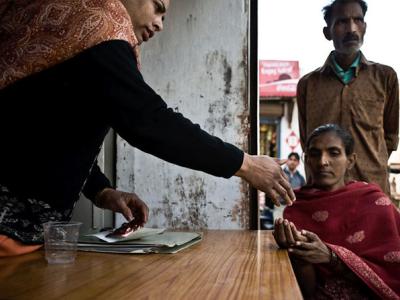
86 227 165 243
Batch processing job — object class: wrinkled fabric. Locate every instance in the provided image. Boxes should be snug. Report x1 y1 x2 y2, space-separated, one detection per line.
0 184 67 244
284 181 400 299
0 0 139 90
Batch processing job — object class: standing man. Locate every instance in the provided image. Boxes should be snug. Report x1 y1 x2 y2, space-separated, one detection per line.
297 0 399 194
283 152 306 190
273 152 305 221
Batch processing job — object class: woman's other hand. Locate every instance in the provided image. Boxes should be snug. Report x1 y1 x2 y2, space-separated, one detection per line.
288 230 331 264
95 188 149 227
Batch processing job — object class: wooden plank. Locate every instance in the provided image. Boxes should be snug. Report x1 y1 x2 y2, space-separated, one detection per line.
0 230 302 300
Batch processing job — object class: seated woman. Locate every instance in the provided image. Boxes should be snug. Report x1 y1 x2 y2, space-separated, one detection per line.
273 124 400 299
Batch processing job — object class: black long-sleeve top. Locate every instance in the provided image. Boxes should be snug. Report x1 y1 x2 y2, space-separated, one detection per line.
0 40 244 215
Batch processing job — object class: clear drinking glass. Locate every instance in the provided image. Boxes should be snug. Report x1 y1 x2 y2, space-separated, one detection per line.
43 221 82 264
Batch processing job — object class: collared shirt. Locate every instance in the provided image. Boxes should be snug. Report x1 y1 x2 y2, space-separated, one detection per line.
283 167 306 190
331 52 361 84
297 52 399 195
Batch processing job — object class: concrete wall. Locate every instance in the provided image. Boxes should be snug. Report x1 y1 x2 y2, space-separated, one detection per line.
116 0 250 229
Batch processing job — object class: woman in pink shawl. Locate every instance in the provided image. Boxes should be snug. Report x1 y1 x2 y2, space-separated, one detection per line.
273 124 400 299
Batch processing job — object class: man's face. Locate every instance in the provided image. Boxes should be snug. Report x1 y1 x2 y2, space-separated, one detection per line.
324 2 367 56
121 0 170 45
287 156 299 172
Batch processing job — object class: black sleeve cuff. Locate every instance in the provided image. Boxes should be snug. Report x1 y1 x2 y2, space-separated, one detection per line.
82 163 113 201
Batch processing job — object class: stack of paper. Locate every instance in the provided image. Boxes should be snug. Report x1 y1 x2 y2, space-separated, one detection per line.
78 228 202 254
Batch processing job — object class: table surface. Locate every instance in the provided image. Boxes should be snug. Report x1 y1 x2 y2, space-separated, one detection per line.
0 230 302 300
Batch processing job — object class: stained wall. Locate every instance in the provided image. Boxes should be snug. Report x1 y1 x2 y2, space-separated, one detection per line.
116 0 251 229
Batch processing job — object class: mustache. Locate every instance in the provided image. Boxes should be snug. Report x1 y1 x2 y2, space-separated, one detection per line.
343 34 360 43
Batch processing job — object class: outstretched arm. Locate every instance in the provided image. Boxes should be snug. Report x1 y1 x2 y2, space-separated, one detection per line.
89 40 295 206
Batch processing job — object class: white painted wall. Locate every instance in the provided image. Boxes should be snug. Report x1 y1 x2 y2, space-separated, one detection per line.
116 0 250 229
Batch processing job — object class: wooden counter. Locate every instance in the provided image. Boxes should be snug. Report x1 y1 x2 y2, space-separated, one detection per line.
0 230 302 300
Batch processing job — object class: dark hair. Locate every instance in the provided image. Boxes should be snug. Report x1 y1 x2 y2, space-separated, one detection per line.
323 0 368 26
306 124 354 155
288 152 300 161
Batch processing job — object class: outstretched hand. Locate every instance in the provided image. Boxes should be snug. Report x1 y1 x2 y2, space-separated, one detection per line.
95 188 149 227
273 218 308 248
288 230 331 264
235 154 295 206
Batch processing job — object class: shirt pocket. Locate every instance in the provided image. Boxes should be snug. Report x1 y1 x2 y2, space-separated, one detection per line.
350 97 384 131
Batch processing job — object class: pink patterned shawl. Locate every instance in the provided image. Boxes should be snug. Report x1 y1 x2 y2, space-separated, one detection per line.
0 0 139 90
284 181 400 299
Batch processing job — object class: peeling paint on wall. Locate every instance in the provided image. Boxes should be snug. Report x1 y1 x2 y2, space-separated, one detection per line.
148 174 209 229
206 99 232 135
228 181 250 229
222 57 232 95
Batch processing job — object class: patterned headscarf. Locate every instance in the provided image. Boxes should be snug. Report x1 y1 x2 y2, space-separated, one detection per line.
0 0 140 90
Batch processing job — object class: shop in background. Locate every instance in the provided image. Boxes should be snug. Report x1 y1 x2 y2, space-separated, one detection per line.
259 60 303 229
